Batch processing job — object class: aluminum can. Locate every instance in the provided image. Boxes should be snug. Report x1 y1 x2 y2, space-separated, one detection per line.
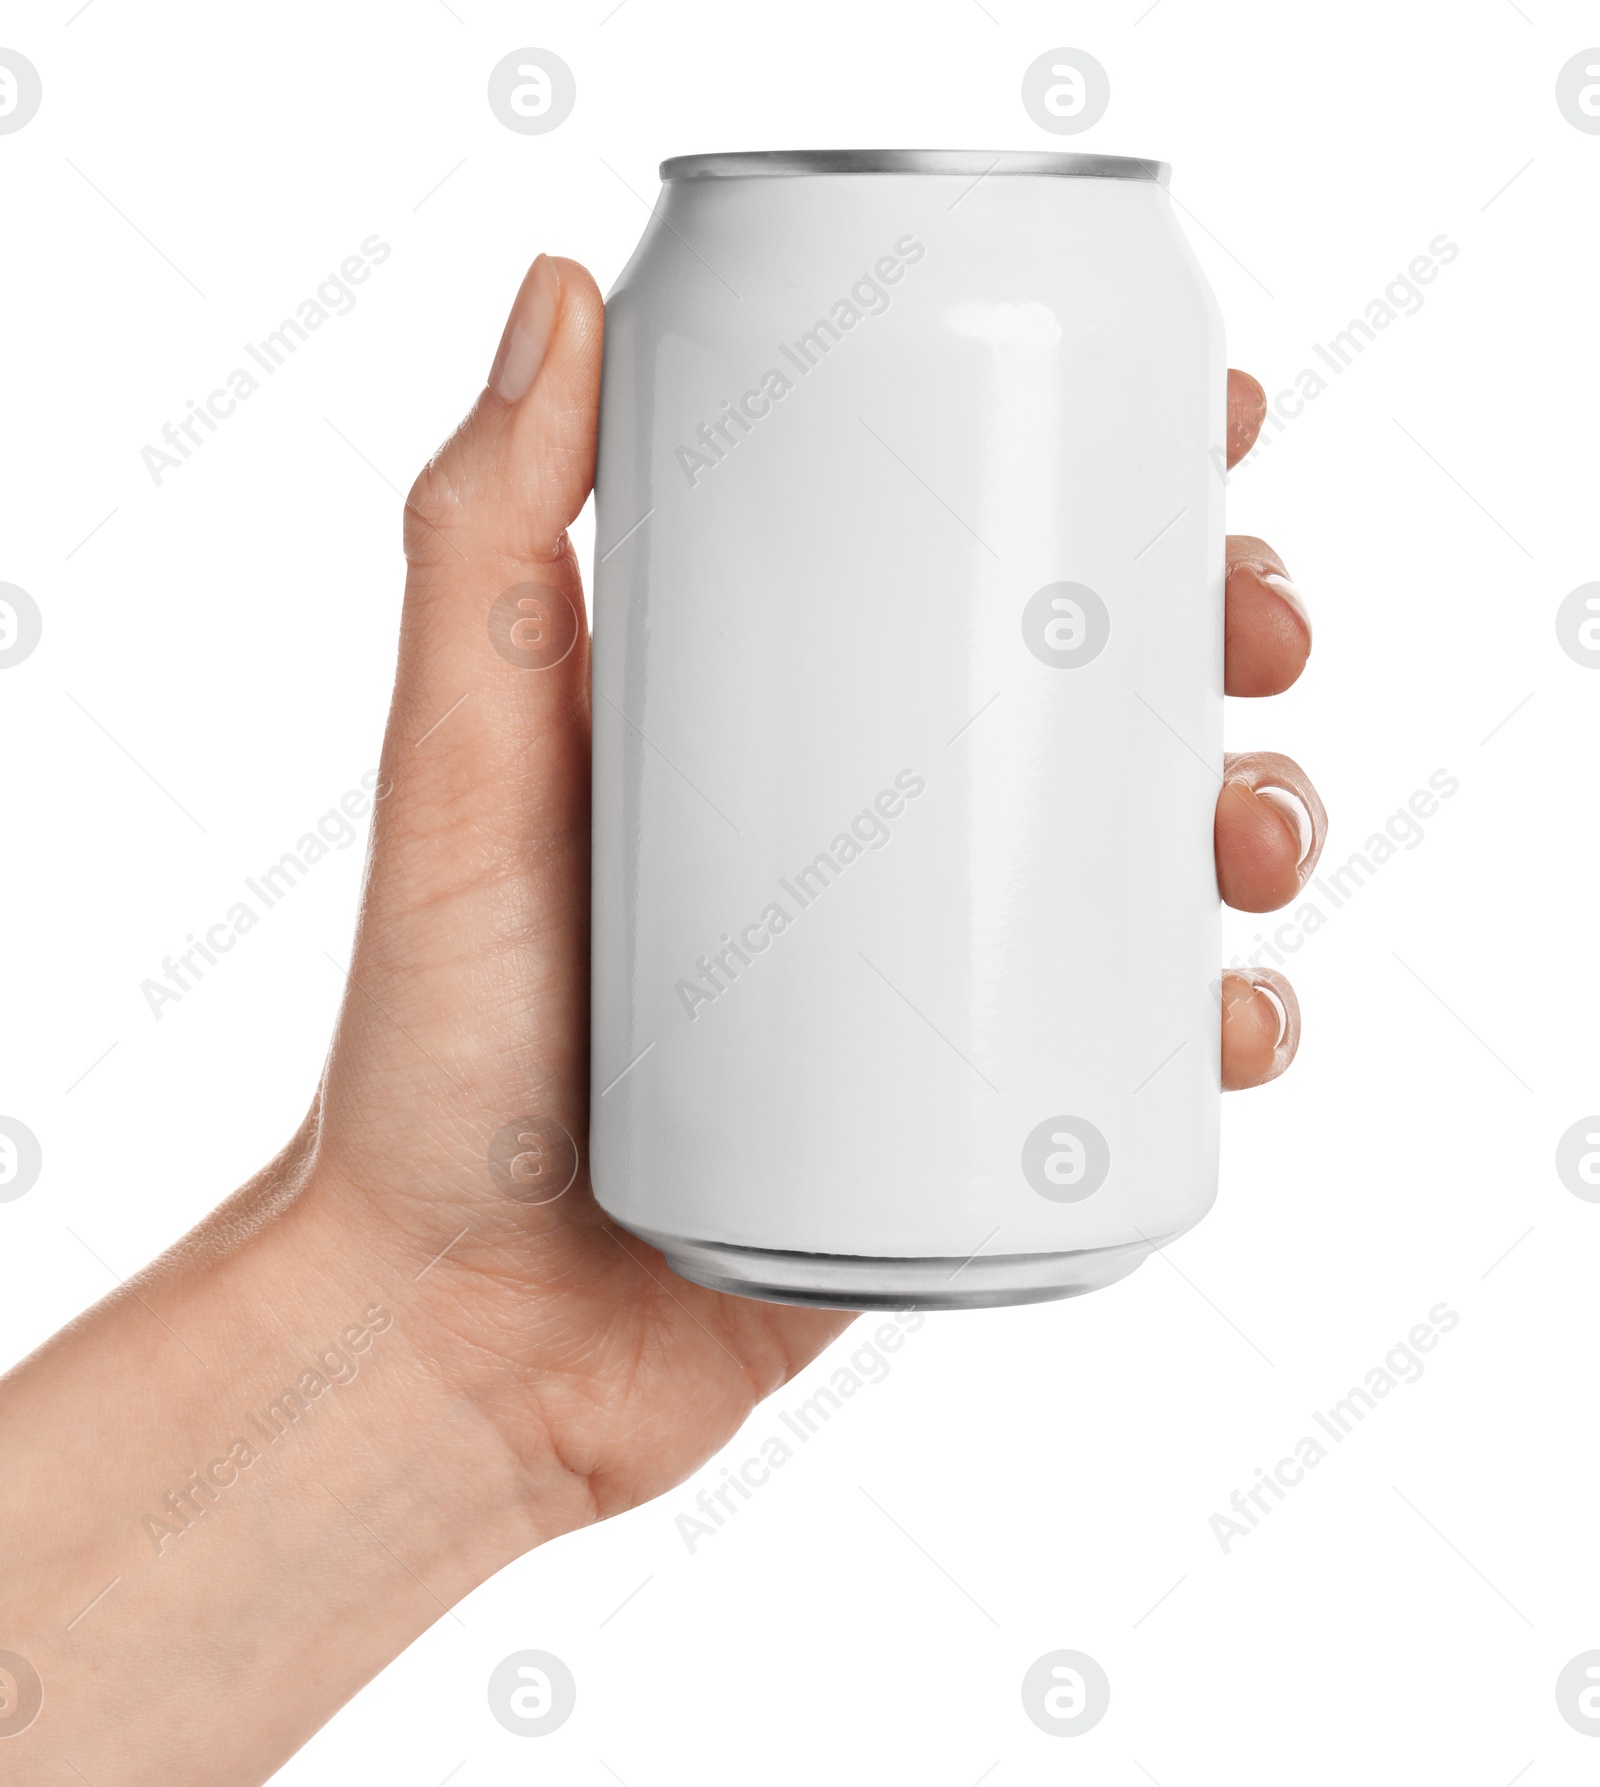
591 149 1224 1309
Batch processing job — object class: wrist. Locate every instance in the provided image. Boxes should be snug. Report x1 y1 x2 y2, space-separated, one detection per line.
0 1152 589 1786
230 1162 597 1573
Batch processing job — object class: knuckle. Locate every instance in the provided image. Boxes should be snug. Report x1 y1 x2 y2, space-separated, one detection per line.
403 441 472 568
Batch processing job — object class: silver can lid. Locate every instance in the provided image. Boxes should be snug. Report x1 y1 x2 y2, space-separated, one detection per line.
659 149 1170 184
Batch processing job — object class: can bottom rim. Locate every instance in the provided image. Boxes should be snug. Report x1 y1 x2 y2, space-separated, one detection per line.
658 149 1171 186
622 1224 1163 1311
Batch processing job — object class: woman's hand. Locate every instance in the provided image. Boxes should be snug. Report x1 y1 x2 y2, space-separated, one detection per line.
0 254 1322 1787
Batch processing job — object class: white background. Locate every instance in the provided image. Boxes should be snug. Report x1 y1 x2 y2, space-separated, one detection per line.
2 1 1597 1781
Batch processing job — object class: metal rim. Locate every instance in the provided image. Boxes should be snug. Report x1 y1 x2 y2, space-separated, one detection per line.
659 149 1170 185
623 1222 1161 1311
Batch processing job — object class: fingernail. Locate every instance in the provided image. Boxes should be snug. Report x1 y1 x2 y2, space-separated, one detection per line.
1221 750 1327 883
1222 976 1286 1046
1221 968 1300 1088
488 254 561 404
1261 571 1312 644
1227 370 1267 460
1255 784 1316 866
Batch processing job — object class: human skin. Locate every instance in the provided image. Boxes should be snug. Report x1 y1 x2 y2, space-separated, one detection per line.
0 254 1323 1784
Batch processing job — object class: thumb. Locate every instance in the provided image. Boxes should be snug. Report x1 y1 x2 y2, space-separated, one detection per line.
404 254 603 574
331 254 603 1109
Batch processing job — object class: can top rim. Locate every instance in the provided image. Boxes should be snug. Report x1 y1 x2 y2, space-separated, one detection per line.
658 149 1171 184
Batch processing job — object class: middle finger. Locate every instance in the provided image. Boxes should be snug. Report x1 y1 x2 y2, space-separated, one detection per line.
1215 750 1327 912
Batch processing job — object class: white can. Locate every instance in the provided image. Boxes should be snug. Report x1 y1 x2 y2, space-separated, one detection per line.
591 150 1224 1309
